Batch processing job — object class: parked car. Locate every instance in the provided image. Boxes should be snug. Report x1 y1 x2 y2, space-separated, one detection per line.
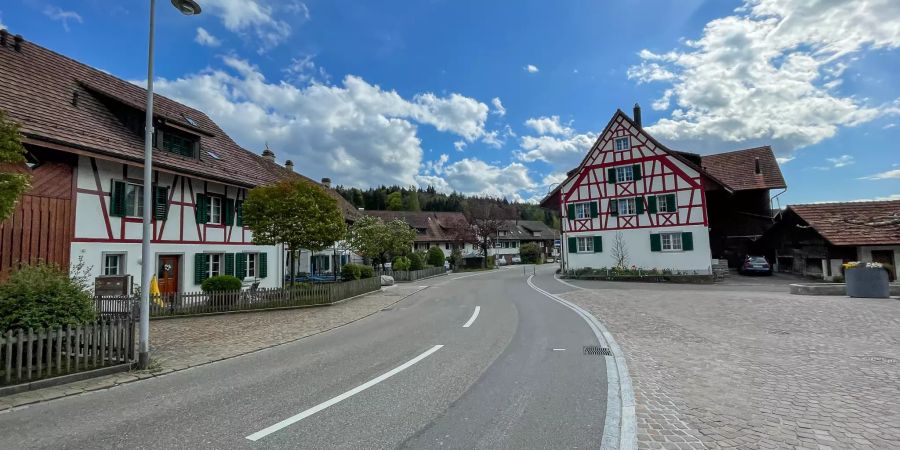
495 257 508 266
511 256 522 264
739 256 773 275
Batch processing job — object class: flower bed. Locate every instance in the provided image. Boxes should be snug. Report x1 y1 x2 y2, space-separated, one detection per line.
563 267 714 284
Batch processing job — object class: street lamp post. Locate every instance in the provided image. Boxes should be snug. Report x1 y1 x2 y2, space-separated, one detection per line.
139 0 201 370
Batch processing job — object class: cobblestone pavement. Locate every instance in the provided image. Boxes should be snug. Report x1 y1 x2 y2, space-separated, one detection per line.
0 284 426 411
560 283 900 450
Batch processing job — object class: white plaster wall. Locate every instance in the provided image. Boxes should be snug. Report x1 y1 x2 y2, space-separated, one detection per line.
564 224 712 272
857 245 900 279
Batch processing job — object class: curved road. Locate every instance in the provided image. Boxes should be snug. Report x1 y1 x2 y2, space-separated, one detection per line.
0 267 609 449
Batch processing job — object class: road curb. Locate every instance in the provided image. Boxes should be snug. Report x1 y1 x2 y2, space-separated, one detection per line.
526 274 637 450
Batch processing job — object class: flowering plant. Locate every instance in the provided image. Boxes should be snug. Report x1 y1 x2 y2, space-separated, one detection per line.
842 261 883 270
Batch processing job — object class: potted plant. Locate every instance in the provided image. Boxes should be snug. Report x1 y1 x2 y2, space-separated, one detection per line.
842 261 890 298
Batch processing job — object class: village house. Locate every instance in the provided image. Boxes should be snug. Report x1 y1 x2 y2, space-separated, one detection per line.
361 210 476 257
540 105 787 273
759 200 900 281
492 220 560 264
0 35 355 292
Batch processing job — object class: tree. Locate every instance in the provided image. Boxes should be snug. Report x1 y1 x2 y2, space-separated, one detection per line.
612 231 629 269
243 179 347 284
0 110 31 222
405 187 421 211
348 216 416 268
426 246 445 266
520 242 541 264
465 199 508 268
386 191 404 210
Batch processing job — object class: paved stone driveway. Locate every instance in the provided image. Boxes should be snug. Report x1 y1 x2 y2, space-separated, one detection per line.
560 283 900 449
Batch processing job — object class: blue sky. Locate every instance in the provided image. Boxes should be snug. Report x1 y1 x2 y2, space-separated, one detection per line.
3 0 899 205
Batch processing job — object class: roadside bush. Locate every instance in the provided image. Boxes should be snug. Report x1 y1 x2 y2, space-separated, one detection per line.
201 275 242 293
408 252 425 271
392 256 411 271
359 265 374 279
519 242 541 264
450 248 463 269
426 247 445 267
341 263 362 281
0 263 96 331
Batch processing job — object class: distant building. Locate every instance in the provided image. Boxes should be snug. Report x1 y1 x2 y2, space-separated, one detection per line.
492 220 560 264
361 211 476 255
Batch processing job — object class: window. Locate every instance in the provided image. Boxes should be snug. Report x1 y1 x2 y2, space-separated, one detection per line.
102 254 124 276
245 253 257 278
207 253 223 278
575 203 590 219
161 131 197 158
618 198 636 216
312 255 331 272
657 194 676 213
615 166 634 183
660 232 683 251
207 196 222 224
614 137 630 151
445 243 450 250
125 183 144 217
576 236 594 253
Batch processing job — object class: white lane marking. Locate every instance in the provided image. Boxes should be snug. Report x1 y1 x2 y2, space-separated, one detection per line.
552 348 566 351
462 306 481 328
245 345 444 442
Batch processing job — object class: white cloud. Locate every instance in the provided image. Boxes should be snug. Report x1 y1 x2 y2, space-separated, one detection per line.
194 27 221 47
540 171 568 187
437 158 535 200
453 141 467 152
524 64 539 74
0 11 5 30
885 123 897 129
283 54 330 85
860 169 900 180
43 5 82 32
491 97 506 116
628 0 900 156
152 57 491 188
524 115 573 136
775 156 794 164
826 154 854 168
515 132 596 166
201 0 306 51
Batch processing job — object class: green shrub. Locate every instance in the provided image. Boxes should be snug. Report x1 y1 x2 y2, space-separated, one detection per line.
519 242 541 264
359 265 374 279
201 275 242 292
392 256 411 271
409 252 425 270
0 263 96 331
341 263 362 281
450 248 463 269
486 255 495 268
426 247 445 267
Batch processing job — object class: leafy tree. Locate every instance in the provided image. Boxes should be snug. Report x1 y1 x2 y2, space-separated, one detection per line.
386 191 404 210
243 179 347 284
351 188 365 208
348 216 416 268
449 247 463 269
408 252 425 270
0 263 95 331
405 187 421 211
520 242 542 264
392 256 411 270
426 246 445 266
465 200 509 268
0 111 31 222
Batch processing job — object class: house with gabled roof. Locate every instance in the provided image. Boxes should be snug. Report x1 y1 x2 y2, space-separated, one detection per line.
0 33 356 291
540 105 787 273
360 210 476 256
492 220 560 263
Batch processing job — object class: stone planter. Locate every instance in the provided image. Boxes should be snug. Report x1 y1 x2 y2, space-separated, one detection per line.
845 267 890 298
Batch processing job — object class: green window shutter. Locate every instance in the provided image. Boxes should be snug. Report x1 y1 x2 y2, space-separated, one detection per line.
650 234 661 252
589 201 598 218
667 194 677 212
236 201 244 227
636 197 645 214
195 194 208 224
609 199 619 217
224 253 235 276
109 180 126 217
153 186 169 220
593 236 602 253
607 168 616 184
647 195 658 214
123 184 135 217
568 237 577 253
632 164 642 180
224 199 235 226
682 232 694 251
567 203 576 219
194 253 207 284
258 253 268 278
235 253 247 279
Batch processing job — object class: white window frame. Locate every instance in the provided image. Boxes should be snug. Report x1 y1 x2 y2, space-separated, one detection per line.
574 202 590 219
207 196 223 224
614 136 630 151
660 232 683 251
657 195 675 213
102 253 125 276
125 182 144 217
576 236 594 253
615 166 634 183
207 253 223 278
618 198 636 216
245 252 258 278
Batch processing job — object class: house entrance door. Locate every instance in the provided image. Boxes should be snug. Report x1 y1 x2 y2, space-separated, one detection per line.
157 255 181 294
871 250 895 281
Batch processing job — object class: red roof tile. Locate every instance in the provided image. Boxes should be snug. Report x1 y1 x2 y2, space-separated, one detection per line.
361 211 471 242
701 146 786 191
789 201 900 246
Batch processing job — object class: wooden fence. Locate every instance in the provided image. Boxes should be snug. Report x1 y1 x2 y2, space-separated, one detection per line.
1 317 135 386
376 266 447 282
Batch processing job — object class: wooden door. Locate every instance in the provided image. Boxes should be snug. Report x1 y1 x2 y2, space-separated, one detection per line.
871 250 895 281
157 255 181 294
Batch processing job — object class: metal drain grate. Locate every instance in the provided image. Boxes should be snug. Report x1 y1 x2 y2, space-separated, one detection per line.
583 346 612 356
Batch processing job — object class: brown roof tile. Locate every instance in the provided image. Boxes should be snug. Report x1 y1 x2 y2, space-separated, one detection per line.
789 200 900 246
701 146 786 191
361 211 470 242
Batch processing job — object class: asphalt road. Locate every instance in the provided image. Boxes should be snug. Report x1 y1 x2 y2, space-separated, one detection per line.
0 266 607 449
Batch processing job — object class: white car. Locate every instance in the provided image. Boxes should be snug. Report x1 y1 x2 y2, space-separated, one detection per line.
511 256 522 264
495 257 508 266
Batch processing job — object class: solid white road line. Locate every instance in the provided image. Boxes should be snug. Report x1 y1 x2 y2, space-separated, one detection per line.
462 306 481 328
552 348 566 351
245 344 444 442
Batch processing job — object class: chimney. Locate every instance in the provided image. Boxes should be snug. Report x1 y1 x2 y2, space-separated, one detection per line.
0 30 8 47
633 103 642 128
321 177 332 188
13 34 23 53
284 160 294 171
261 148 275 162
754 157 761 175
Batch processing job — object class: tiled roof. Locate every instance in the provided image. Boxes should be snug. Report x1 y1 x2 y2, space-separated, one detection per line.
361 211 471 242
789 201 900 246
700 146 786 191
498 220 560 240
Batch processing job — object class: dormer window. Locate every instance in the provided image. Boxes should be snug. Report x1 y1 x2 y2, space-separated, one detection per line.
155 127 199 158
614 137 631 151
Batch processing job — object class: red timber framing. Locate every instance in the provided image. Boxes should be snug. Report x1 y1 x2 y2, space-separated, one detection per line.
560 111 708 233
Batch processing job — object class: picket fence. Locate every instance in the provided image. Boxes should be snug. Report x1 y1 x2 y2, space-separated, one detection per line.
375 266 446 282
1 317 134 386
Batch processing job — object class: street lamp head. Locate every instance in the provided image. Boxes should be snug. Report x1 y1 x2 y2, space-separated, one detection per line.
171 0 202 15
